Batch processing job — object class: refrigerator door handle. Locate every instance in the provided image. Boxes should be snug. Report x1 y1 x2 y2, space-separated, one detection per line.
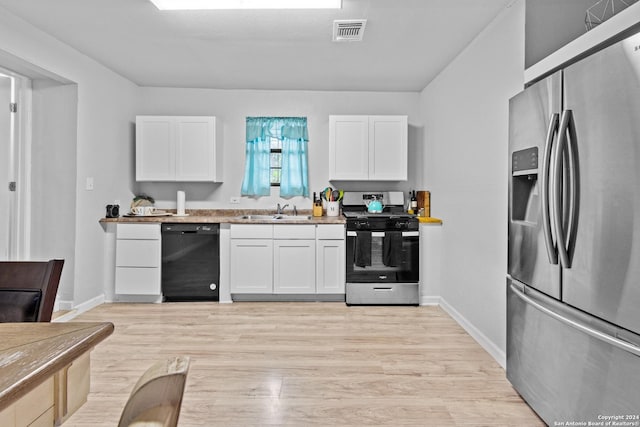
509 283 640 357
565 110 579 266
554 110 571 268
542 112 559 264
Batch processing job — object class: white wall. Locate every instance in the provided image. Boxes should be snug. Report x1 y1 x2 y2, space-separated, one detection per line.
137 88 421 211
30 81 78 303
419 1 525 366
0 7 140 309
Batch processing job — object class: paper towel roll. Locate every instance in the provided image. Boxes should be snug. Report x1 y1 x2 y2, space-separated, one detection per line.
177 191 186 215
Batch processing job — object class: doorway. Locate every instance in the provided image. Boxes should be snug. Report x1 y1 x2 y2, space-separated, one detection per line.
0 68 31 261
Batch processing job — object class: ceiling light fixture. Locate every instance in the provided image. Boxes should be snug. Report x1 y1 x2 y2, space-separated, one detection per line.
149 0 342 10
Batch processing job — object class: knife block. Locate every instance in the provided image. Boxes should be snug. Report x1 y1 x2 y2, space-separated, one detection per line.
417 191 430 217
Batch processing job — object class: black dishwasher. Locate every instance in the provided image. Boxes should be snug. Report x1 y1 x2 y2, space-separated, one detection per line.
161 223 219 301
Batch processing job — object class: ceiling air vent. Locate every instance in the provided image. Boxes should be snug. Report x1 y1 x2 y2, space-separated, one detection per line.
333 19 367 42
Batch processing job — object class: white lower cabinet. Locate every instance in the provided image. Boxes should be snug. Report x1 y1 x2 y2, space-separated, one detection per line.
115 224 161 295
230 225 274 294
229 224 345 296
316 224 346 294
273 225 316 294
229 239 273 293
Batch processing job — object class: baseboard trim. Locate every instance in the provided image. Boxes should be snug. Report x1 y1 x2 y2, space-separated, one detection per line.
437 297 506 369
54 300 74 311
420 295 441 306
232 294 346 302
53 294 105 323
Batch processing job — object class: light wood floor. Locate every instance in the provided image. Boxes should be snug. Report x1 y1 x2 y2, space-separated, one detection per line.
65 302 543 426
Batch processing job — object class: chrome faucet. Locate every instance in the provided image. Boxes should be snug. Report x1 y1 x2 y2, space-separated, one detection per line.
276 203 289 214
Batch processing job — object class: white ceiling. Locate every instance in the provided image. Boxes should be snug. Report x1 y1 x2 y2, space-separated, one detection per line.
0 0 514 92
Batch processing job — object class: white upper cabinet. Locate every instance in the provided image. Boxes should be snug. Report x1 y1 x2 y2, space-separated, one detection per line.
329 115 407 181
368 115 408 180
329 116 369 180
136 116 223 182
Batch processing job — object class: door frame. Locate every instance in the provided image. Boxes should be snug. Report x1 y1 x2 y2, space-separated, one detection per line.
0 66 32 260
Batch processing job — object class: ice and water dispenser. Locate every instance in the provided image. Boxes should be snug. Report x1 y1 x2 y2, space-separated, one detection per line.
511 147 539 223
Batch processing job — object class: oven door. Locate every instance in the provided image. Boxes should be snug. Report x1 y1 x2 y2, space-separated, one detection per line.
346 230 419 283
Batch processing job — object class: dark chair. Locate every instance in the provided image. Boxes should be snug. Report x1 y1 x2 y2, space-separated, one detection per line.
0 259 64 322
118 356 190 427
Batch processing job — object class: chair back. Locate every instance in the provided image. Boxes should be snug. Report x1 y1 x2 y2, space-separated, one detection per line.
0 259 64 322
118 356 190 427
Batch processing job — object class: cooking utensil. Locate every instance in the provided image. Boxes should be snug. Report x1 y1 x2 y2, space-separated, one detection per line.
332 190 339 202
322 187 332 201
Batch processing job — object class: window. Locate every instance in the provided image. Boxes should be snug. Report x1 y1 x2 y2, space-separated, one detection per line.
241 117 309 198
269 137 282 186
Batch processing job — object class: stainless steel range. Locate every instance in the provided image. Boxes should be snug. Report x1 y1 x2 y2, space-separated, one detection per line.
343 191 419 305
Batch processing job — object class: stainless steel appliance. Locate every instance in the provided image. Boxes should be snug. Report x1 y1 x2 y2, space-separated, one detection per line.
508 32 640 424
343 191 419 305
161 223 219 301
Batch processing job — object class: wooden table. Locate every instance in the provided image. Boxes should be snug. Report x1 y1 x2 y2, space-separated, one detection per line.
0 322 114 426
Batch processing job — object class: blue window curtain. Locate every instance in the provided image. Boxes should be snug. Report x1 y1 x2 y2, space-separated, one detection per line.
241 117 309 198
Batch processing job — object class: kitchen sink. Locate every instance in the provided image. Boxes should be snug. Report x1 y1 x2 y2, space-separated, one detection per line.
238 214 312 221
276 215 313 220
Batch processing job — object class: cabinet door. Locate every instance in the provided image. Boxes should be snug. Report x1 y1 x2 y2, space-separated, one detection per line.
369 115 408 180
329 115 369 180
273 240 316 294
136 116 175 181
175 117 215 181
230 239 273 293
316 239 346 294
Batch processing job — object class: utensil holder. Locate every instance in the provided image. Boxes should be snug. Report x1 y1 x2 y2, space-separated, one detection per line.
326 201 340 217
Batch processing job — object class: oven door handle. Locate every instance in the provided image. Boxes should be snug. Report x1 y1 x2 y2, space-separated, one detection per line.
347 231 419 237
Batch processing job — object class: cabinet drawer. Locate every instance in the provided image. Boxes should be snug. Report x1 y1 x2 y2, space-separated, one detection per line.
15 376 54 427
273 224 316 239
116 240 160 267
346 283 418 305
230 224 273 239
115 267 161 295
117 223 160 240
29 407 54 427
316 224 345 240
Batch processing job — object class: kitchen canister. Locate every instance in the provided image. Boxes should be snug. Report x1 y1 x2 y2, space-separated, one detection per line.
326 201 340 217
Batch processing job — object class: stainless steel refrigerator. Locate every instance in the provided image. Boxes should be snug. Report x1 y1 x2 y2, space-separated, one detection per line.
508 31 640 424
